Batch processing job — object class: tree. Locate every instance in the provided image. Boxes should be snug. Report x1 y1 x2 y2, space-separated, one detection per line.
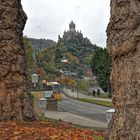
90 48 111 93
67 78 77 91
0 1 36 121
78 80 90 91
55 48 63 62
23 36 34 83
106 1 140 139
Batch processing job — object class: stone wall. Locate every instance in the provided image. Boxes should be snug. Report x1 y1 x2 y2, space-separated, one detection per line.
0 0 36 121
106 0 140 139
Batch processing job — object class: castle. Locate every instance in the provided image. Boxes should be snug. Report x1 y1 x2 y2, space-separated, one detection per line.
58 21 84 42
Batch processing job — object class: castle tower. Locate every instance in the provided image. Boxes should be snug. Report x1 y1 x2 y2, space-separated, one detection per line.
69 21 76 32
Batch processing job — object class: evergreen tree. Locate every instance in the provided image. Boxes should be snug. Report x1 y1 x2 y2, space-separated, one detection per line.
90 48 111 94
55 48 63 62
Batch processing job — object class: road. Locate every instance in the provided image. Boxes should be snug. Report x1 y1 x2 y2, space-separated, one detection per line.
58 94 111 123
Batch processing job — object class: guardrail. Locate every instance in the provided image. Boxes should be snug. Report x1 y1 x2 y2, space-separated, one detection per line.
63 88 79 98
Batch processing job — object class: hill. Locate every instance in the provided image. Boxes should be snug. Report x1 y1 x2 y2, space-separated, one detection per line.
24 21 101 83
29 38 56 50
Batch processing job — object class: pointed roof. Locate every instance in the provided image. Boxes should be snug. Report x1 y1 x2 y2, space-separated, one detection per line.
69 21 75 30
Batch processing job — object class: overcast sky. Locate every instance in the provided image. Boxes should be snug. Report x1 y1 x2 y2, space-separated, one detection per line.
22 0 111 47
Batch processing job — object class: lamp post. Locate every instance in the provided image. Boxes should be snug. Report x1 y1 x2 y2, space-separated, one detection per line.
39 97 47 118
31 74 39 88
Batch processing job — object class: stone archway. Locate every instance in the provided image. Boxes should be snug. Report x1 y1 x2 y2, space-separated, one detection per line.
0 0 36 121
106 0 140 139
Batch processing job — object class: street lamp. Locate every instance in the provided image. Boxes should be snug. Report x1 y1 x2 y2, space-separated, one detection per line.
31 74 39 88
39 98 47 117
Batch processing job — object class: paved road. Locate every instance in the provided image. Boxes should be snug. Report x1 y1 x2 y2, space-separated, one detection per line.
58 94 111 123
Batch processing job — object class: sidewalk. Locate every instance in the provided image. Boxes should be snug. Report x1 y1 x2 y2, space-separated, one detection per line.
63 88 112 102
45 110 108 128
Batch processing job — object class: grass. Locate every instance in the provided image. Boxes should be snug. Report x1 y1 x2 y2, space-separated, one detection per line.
78 98 113 107
99 93 111 98
87 92 111 98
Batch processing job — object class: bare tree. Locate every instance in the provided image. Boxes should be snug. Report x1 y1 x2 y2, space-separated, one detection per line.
106 0 140 139
0 0 36 121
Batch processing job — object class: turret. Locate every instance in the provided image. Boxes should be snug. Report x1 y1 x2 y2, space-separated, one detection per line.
58 35 61 43
69 21 76 32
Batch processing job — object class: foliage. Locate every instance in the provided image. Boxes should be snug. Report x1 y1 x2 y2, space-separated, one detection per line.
67 78 77 91
90 48 111 93
23 36 34 83
78 80 90 91
27 92 34 104
36 67 46 77
0 121 105 139
55 48 63 62
29 38 55 50
68 78 77 87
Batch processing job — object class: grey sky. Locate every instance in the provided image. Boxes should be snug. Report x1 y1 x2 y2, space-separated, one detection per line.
22 0 110 47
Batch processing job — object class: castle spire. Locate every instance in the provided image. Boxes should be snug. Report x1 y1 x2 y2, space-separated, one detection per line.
69 21 76 32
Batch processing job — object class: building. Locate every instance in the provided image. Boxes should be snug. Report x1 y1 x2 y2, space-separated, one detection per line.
58 21 85 43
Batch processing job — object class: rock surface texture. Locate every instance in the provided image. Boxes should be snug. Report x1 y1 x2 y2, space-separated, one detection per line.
0 0 36 121
106 0 140 139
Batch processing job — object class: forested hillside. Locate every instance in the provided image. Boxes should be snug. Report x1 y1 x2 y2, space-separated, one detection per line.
29 38 56 50
35 31 99 80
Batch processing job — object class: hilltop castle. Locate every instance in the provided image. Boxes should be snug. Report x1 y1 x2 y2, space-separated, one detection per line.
58 21 85 43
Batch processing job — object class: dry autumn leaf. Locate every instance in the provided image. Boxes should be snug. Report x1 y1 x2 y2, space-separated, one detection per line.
0 121 105 140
